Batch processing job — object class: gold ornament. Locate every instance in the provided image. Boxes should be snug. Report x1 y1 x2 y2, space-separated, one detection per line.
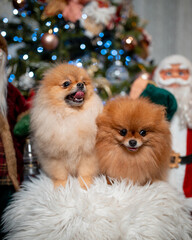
93 77 112 98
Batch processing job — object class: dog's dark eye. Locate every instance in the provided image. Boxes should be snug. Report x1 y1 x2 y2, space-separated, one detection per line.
62 81 71 88
119 129 127 136
139 130 146 137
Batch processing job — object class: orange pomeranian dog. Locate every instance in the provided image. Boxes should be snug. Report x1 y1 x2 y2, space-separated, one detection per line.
96 96 172 185
30 64 103 188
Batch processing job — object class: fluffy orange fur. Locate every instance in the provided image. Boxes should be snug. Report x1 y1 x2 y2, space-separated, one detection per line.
96 96 172 185
30 64 103 188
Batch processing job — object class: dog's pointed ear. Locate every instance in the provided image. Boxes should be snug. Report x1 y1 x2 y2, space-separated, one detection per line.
157 105 167 120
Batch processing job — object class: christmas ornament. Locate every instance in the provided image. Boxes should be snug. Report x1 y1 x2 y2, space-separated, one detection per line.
41 31 59 50
94 76 112 98
106 60 129 85
23 138 39 181
12 0 26 10
122 35 137 51
18 70 35 91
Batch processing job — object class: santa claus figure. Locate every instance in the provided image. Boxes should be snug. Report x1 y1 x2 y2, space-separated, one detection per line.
154 55 192 208
0 35 28 238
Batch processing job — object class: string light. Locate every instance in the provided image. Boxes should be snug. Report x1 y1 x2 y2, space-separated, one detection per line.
104 40 112 48
111 50 118 56
57 14 62 19
97 41 103 46
52 55 57 61
126 56 131 62
37 47 43 53
53 27 59 33
119 49 124 55
7 54 12 60
64 24 70 29
23 54 29 60
13 9 19 15
99 32 104 38
28 71 34 77
100 49 107 55
21 12 26 18
82 14 87 19
8 74 15 82
1 31 6 37
3 18 8 23
45 21 51 27
80 44 86 50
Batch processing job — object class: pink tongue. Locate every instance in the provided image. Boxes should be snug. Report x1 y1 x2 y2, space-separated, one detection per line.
74 91 84 99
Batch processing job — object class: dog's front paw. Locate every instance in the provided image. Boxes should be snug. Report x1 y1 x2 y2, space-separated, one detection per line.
53 179 68 188
78 176 93 190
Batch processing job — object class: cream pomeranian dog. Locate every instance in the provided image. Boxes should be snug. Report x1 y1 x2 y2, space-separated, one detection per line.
96 96 171 185
30 64 103 188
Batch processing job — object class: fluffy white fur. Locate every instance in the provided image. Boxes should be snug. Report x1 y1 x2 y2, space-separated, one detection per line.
3 174 192 240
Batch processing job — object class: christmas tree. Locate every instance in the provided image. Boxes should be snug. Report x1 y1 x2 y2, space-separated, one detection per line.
0 0 154 99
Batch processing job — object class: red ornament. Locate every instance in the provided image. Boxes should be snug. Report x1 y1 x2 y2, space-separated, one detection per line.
122 35 137 51
12 0 26 10
41 33 59 51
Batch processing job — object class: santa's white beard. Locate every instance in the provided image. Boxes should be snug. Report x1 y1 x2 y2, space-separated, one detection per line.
163 85 192 128
0 51 8 118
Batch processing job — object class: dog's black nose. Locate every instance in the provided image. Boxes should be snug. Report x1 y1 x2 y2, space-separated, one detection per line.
129 139 137 147
77 82 84 89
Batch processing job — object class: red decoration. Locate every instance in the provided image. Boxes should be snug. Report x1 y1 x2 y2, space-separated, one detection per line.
12 0 26 10
41 33 59 51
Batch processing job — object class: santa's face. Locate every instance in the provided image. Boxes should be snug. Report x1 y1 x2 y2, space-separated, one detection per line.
159 64 190 88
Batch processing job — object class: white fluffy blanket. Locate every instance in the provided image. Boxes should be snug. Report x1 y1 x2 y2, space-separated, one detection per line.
3 174 192 240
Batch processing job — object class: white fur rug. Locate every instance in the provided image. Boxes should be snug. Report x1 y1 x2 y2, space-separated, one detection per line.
2 174 192 240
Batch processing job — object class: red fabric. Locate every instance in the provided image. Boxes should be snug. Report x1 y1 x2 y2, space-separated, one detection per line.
183 128 192 197
0 83 28 185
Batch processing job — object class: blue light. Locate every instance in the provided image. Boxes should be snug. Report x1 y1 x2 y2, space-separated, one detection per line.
104 40 112 48
99 32 104 38
37 47 43 53
45 21 51 27
3 18 8 23
40 33 44 37
111 50 118 56
58 13 63 19
18 37 23 43
7 54 12 60
108 55 113 61
97 41 103 46
126 56 131 62
64 24 70 29
80 44 86 50
76 59 81 63
100 49 107 55
39 6 44 10
68 60 74 64
8 74 15 82
21 12 26 18
52 55 57 61
27 11 31 15
32 36 37 41
125 61 129 66
13 36 19 42
119 49 124 55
